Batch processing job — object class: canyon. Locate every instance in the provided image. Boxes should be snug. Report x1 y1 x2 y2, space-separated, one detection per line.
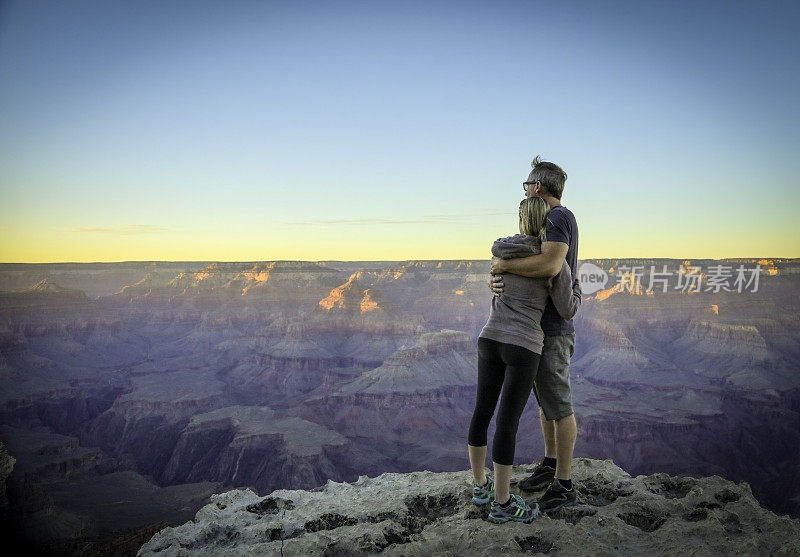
0 257 798 553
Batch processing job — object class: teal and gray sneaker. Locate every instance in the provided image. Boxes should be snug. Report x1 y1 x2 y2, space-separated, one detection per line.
472 474 495 505
488 493 539 523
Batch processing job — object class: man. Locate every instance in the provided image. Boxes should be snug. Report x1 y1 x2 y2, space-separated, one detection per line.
488 155 579 512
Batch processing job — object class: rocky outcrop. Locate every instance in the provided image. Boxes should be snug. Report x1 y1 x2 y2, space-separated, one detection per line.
677 319 769 358
113 262 347 307
317 276 396 316
114 270 177 301
0 426 104 483
138 457 800 556
223 284 425 402
0 424 223 548
314 275 424 335
570 318 652 383
81 370 227 476
671 318 788 388
338 262 491 333
160 405 373 493
0 261 206 298
335 330 476 394
299 330 478 470
0 279 89 308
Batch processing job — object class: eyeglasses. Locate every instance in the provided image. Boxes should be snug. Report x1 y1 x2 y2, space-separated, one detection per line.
523 180 540 191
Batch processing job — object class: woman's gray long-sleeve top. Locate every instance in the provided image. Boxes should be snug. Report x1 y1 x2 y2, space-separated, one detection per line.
479 233 582 355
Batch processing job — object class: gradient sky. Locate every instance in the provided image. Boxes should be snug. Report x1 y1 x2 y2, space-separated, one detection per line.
1 0 798 263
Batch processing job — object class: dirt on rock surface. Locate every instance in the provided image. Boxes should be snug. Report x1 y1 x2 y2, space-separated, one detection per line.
137 458 800 556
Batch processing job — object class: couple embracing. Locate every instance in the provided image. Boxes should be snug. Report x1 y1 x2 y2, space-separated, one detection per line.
467 155 580 523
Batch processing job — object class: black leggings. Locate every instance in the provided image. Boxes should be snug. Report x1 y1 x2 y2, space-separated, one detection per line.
468 337 541 466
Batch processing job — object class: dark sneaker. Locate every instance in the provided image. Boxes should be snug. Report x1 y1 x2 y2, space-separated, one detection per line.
488 493 539 524
538 478 577 512
472 473 495 505
518 461 556 492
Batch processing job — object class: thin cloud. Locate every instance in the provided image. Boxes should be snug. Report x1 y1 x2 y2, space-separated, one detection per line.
280 210 512 226
66 224 171 234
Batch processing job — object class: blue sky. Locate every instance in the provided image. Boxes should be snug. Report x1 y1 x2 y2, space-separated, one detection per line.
1 0 798 262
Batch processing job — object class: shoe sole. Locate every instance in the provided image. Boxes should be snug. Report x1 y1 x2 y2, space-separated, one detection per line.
488 503 540 523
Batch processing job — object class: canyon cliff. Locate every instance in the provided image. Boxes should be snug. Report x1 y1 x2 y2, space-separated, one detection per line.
1 257 798 553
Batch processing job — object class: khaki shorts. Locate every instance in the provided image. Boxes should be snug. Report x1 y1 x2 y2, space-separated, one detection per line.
532 333 575 421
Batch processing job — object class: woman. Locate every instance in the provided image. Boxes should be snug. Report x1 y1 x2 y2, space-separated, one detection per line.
467 195 581 524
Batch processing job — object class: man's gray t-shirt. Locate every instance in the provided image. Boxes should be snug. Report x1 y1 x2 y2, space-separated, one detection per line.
540 205 579 336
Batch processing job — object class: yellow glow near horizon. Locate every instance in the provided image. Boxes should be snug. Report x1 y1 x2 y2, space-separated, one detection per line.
2 220 798 263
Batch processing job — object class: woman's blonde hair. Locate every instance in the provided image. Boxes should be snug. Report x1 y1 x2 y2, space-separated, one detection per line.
519 197 549 244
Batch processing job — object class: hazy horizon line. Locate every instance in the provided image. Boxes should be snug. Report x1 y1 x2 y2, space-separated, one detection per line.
1 257 797 265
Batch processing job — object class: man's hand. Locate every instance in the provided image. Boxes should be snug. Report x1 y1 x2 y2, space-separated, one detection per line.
490 256 506 274
488 274 504 296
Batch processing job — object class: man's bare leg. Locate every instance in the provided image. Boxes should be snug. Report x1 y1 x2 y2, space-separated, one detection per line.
540 407 557 459
554 413 577 480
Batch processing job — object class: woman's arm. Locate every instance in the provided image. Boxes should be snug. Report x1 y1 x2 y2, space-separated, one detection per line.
547 261 582 320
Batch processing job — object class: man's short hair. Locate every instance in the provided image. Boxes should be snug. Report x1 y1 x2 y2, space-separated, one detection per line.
528 155 567 200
